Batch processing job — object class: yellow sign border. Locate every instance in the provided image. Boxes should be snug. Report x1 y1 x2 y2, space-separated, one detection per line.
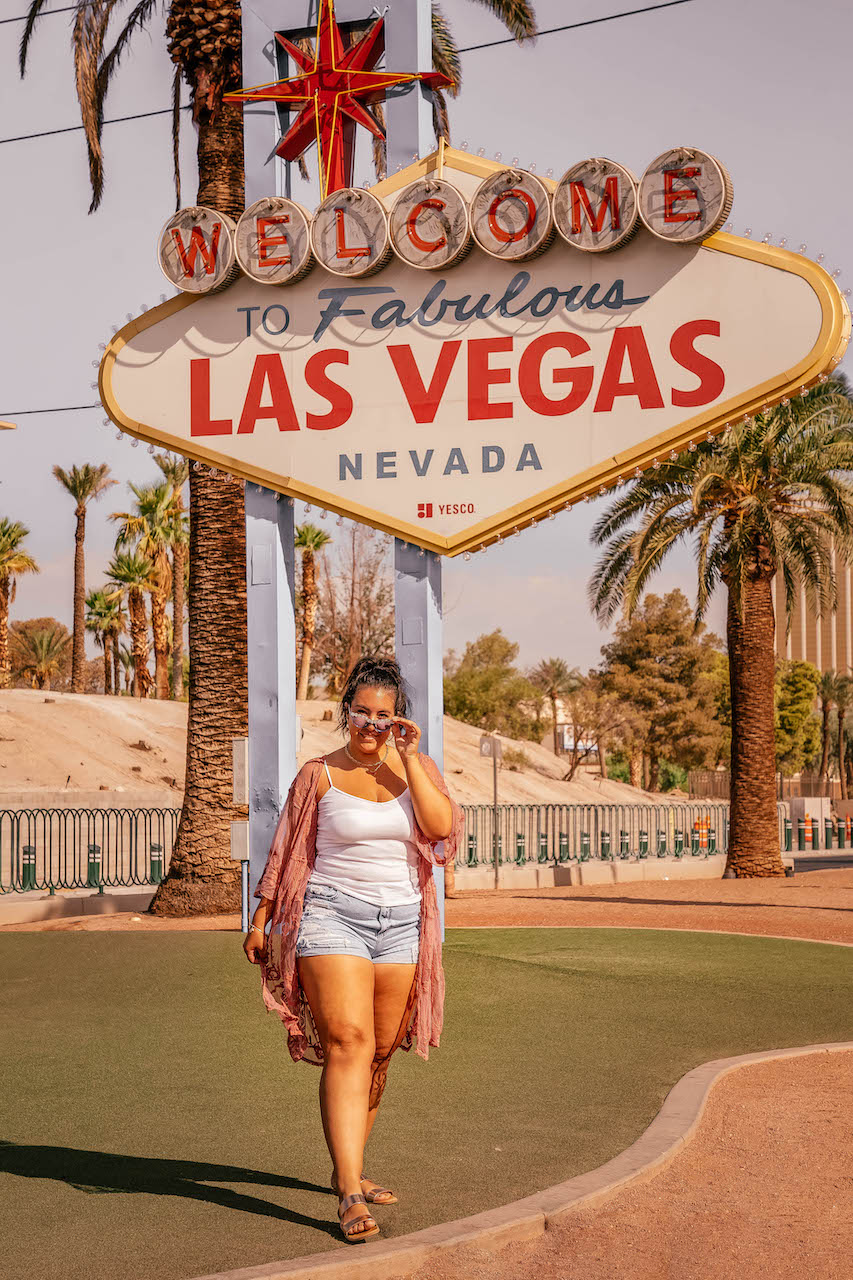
100 158 850 558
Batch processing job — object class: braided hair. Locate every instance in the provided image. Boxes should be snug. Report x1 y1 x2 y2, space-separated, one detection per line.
337 656 409 735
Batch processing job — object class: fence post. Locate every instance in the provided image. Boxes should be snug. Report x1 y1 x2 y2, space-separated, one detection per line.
21 845 36 892
537 830 549 863
149 842 163 885
674 828 684 857
837 817 845 850
638 829 648 859
619 829 629 859
784 817 792 852
580 831 590 861
558 832 569 862
824 818 834 851
86 843 102 891
797 817 806 851
600 830 611 859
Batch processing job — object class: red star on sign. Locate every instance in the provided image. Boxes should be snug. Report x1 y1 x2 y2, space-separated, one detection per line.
225 0 450 198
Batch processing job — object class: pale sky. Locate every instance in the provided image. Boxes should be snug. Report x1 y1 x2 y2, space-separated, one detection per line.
1 0 850 670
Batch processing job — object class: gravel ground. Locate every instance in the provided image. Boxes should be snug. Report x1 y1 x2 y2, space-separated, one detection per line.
4 870 851 1279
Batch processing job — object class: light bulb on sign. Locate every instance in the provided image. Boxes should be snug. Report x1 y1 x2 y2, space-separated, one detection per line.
511 156 519 167
669 450 677 461
548 510 556 521
464 552 471 561
336 515 344 526
461 140 469 151
131 439 139 448
495 151 502 162
477 147 485 157
320 509 327 519
418 547 425 557
798 243 807 254
817 253 825 263
761 232 771 243
98 343 106 351
513 527 521 537
546 168 553 179
115 431 122 441
148 445 155 454
778 237 787 248
653 458 661 469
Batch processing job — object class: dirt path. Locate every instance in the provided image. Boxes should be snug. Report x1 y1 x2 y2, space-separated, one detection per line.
5 870 851 1279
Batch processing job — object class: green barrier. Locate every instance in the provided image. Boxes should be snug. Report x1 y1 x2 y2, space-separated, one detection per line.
708 828 717 854
838 819 846 850
824 819 834 851
674 828 684 857
784 817 792 852
466 833 478 866
515 832 526 865
691 829 701 856
86 843 103 892
656 830 667 857
149 842 164 884
537 832 549 863
619 830 629 859
558 832 569 862
638 829 648 859
21 845 36 892
579 831 590 861
797 818 806 852
600 831 611 859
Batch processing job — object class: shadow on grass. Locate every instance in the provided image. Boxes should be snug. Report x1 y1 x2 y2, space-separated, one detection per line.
0 1141 339 1237
514 896 853 913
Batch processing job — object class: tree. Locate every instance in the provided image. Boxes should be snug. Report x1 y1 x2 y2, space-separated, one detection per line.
444 630 541 739
10 620 71 690
85 588 117 694
775 660 821 776
313 525 395 693
295 523 332 700
117 642 135 695
598 591 722 790
817 671 838 790
590 381 853 875
112 482 175 699
837 676 853 801
528 658 580 755
0 519 39 689
105 553 157 698
52 465 116 693
155 453 190 700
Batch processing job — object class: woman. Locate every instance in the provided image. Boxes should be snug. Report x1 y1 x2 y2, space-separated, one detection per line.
244 656 462 1243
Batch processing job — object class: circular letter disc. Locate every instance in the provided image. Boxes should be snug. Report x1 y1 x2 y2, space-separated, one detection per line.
235 197 313 285
553 158 639 253
389 178 471 270
638 148 733 243
311 188 391 278
158 206 238 293
470 169 554 261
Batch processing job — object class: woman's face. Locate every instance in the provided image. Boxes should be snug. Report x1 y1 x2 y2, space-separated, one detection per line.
347 684 396 756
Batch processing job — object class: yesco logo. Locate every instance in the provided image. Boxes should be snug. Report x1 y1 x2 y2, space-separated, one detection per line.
418 502 474 518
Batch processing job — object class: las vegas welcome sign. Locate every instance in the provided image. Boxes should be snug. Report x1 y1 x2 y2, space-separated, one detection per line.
100 144 850 556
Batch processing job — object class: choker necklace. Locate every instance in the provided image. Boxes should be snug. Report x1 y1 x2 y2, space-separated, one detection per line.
345 741 388 773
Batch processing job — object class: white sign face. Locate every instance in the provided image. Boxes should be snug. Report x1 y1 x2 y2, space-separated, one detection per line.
469 169 554 261
158 207 238 293
310 188 391 278
389 178 471 270
108 150 848 557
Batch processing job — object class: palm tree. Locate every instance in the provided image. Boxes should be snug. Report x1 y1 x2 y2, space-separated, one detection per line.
528 658 581 756
155 453 190 699
112 483 175 699
590 380 853 878
53 464 116 693
295 524 332 700
85 588 115 694
117 642 135 696
10 622 71 691
0 519 39 689
817 670 838 792
106 552 158 698
836 676 852 801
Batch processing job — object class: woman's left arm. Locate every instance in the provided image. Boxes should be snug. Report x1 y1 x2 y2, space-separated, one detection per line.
392 718 453 840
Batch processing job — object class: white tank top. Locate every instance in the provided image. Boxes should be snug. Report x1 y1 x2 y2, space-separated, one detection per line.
310 761 422 907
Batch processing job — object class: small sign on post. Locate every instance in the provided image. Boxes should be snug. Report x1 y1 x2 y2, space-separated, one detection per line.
480 734 502 890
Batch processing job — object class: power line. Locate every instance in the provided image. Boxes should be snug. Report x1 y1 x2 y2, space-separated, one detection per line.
458 0 695 52
0 4 81 23
0 104 189 147
0 404 101 416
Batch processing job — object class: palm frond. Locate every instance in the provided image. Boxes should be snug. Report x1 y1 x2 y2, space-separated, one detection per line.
171 62 182 210
18 0 51 75
431 5 461 94
469 0 537 41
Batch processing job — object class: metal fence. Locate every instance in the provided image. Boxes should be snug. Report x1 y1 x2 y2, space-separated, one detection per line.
456 802 789 867
689 770 843 802
0 807 182 895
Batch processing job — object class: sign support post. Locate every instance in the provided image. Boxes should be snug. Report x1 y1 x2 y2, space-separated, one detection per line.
385 0 448 937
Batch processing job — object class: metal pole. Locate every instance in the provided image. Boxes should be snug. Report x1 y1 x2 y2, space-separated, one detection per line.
385 0 447 937
493 747 499 890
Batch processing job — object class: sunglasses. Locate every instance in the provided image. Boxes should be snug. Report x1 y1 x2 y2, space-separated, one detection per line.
348 711 395 732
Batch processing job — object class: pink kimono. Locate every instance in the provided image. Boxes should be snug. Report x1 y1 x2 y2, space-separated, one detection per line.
254 754 463 1076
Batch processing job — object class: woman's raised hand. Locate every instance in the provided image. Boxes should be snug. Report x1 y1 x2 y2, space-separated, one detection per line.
391 716 421 761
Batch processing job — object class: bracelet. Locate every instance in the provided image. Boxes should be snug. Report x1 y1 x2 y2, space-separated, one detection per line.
248 924 265 935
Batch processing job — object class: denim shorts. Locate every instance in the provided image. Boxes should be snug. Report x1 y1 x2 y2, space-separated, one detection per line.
295 879 421 964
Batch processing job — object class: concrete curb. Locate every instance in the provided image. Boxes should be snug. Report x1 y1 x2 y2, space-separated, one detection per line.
188 1040 853 1280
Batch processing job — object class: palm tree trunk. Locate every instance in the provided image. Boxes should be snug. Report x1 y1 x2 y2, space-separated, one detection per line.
838 713 848 800
129 590 152 698
149 95 246 916
112 633 121 695
296 549 317 700
550 693 560 754
103 634 112 696
819 703 831 790
172 539 186 699
151 588 171 699
0 577 9 689
71 507 86 693
629 751 642 788
726 575 785 876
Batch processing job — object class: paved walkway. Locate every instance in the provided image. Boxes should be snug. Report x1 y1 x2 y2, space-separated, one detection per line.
4 869 851 1279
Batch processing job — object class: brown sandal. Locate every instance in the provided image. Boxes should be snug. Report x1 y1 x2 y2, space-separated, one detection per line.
331 1170 398 1204
337 1192 380 1242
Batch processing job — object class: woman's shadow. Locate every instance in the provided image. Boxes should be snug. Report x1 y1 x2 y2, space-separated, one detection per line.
0 1139 339 1238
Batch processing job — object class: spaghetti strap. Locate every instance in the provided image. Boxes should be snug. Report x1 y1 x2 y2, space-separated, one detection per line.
322 759 334 788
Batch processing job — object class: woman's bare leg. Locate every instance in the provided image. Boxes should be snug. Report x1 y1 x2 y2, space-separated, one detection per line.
297 954 376 1234
361 963 417 1193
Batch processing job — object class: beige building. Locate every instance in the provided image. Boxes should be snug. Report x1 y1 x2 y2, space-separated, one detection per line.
774 559 853 674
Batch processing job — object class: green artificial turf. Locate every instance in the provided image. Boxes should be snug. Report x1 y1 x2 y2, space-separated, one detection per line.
1 928 851 1280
